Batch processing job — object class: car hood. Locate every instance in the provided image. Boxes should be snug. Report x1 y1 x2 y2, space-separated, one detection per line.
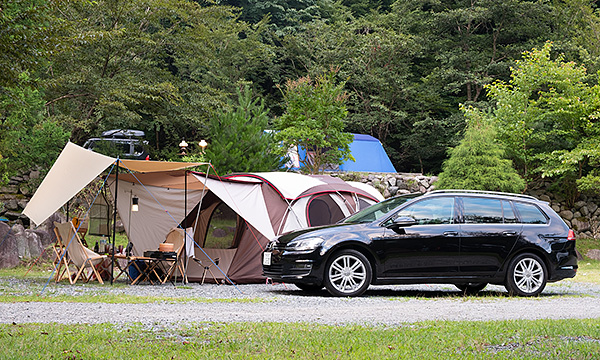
275 222 369 246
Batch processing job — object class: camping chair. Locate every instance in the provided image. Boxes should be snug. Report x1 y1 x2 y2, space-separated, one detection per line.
158 228 187 284
51 224 74 282
53 221 108 284
192 256 220 285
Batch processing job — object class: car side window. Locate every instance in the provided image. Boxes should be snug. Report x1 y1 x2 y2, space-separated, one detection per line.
514 202 548 224
462 197 504 224
395 197 455 225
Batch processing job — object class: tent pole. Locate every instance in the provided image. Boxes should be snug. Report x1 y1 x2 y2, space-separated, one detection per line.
183 169 188 284
110 159 119 285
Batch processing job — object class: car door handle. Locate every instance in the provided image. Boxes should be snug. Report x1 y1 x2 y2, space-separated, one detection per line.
443 231 458 237
502 231 517 236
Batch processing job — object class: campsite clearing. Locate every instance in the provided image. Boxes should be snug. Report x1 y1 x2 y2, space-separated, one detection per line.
2 260 600 359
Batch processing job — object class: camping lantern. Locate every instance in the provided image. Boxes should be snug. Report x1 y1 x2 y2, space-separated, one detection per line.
89 191 111 236
179 140 188 155
131 196 139 212
198 139 208 153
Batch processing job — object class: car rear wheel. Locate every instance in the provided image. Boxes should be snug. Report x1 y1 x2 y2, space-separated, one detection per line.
324 249 372 297
505 253 547 297
454 283 488 294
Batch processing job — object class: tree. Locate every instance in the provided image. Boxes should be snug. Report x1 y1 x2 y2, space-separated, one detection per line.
199 86 285 175
277 0 565 173
274 70 353 174
0 0 69 185
219 0 334 36
436 106 525 193
0 73 70 184
484 42 600 196
0 0 62 87
43 0 274 157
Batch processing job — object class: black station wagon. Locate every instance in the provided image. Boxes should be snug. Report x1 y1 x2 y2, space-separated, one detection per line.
262 190 577 297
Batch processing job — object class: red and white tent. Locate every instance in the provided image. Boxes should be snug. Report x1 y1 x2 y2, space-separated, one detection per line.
113 171 383 283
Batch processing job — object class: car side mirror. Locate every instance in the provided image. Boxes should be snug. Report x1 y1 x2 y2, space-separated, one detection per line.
388 216 417 229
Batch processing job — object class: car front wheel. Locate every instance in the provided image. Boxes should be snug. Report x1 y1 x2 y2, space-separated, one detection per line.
505 253 547 297
324 249 372 297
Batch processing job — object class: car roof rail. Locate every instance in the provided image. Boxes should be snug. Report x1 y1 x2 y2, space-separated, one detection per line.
428 189 539 201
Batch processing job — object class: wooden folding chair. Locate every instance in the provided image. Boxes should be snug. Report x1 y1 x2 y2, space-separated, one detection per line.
52 225 73 282
53 222 108 284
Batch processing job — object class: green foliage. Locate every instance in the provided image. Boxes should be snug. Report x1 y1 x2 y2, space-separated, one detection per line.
0 73 69 185
0 0 62 87
219 0 334 36
4 0 600 183
43 0 273 158
484 42 600 194
436 107 525 193
201 86 285 175
279 0 563 173
274 70 354 174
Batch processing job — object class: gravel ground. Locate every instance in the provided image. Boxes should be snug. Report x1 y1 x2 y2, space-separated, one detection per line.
2 278 600 326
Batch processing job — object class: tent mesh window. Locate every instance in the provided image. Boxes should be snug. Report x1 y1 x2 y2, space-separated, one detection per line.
307 195 345 227
88 192 111 236
358 198 372 210
204 202 240 249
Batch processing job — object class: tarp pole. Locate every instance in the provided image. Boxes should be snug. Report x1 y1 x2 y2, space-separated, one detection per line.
110 159 119 285
183 169 188 284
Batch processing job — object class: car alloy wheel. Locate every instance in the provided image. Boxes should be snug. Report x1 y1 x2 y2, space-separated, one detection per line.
505 253 547 296
324 249 371 297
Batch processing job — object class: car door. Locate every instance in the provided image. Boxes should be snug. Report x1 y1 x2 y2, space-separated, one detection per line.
458 197 523 277
374 196 460 278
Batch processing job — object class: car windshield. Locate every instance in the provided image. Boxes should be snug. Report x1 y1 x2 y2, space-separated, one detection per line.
343 194 420 224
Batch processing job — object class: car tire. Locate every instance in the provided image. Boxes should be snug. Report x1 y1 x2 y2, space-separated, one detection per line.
323 249 372 297
505 253 547 297
454 283 488 294
295 283 323 293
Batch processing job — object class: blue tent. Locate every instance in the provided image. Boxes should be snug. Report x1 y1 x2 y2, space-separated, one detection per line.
338 134 396 173
288 133 396 173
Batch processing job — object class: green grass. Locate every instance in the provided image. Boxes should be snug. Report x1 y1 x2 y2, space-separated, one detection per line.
0 320 599 359
571 237 600 285
85 232 129 249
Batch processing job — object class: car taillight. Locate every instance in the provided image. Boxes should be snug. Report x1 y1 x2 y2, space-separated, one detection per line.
567 229 576 241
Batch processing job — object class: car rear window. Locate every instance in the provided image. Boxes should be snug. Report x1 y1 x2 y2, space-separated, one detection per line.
462 197 504 223
514 202 548 224
461 197 521 224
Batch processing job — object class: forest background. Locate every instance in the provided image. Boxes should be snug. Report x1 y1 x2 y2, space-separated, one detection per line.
3 0 600 201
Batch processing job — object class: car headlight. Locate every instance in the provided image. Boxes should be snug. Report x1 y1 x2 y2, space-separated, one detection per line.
286 237 324 251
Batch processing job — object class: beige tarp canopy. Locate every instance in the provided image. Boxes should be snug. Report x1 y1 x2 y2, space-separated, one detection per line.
22 142 207 227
